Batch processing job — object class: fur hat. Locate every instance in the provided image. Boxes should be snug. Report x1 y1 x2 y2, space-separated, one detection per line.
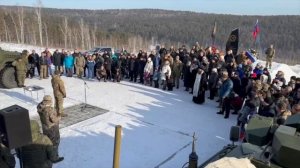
43 95 52 102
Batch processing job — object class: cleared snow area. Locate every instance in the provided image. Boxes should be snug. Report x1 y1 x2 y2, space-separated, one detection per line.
0 42 299 168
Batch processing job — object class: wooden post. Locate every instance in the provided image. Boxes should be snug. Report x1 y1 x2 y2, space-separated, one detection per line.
113 125 122 168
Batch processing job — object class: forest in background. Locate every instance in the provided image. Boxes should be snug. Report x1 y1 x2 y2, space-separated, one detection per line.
0 5 299 64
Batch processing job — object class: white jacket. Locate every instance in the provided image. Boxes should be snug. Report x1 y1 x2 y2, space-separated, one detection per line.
144 60 154 75
161 64 171 80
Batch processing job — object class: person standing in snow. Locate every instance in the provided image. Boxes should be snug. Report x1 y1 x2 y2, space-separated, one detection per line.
265 44 275 69
37 96 64 164
51 70 67 117
64 51 74 77
86 55 96 80
144 57 153 85
161 60 171 90
172 56 183 89
192 67 207 104
217 71 234 119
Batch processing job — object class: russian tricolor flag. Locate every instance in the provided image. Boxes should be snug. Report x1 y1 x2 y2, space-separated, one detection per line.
252 19 260 41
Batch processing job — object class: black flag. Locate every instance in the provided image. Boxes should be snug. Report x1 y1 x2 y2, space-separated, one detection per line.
226 28 239 55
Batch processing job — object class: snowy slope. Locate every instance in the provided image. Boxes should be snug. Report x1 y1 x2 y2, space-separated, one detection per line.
0 42 299 168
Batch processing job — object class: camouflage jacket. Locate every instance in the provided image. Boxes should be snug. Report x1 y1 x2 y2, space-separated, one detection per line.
75 56 86 67
37 102 60 131
12 59 27 73
20 123 56 168
51 75 66 98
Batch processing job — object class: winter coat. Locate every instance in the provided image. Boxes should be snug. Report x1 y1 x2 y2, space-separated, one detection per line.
75 56 86 67
37 101 60 147
161 64 171 80
144 60 154 75
219 78 233 99
138 59 146 73
51 74 66 98
12 59 27 74
52 52 61 66
104 57 112 71
231 76 242 96
208 71 218 89
184 65 193 88
173 60 183 77
64 55 74 69
39 56 48 66
20 121 56 168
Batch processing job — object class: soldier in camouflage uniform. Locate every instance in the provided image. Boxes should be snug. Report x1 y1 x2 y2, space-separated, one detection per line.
0 141 15 168
37 95 64 163
12 50 29 87
51 70 67 117
74 53 86 78
265 44 275 69
19 120 62 168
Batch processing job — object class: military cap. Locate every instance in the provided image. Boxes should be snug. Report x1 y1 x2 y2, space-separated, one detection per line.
43 95 52 101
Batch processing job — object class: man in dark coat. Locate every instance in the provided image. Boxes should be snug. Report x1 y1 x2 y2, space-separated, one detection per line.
27 51 36 78
192 68 207 104
52 49 62 73
208 68 218 100
30 50 40 76
104 55 112 80
138 57 146 84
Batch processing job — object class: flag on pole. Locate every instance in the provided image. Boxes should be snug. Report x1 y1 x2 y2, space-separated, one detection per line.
211 21 217 39
226 28 239 55
252 19 260 41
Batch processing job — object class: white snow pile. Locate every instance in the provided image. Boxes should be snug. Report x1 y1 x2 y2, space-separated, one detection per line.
0 42 299 168
204 157 256 168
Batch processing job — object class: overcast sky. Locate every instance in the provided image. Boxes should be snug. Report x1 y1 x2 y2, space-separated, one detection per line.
0 0 299 15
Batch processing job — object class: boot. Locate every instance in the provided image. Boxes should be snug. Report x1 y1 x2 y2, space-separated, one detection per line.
53 157 64 163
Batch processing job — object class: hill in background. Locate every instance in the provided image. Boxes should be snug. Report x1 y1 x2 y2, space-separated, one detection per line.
0 6 299 64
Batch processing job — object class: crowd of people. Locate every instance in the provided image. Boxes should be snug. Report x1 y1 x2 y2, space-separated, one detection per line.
17 44 300 123
1 42 300 168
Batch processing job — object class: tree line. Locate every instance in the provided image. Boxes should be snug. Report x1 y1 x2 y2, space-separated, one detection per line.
0 6 299 64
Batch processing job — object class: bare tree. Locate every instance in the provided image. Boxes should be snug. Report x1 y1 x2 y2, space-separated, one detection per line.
35 0 43 46
43 22 48 47
31 24 37 45
79 18 85 49
92 23 97 47
85 25 91 49
8 11 20 43
59 17 68 49
17 6 25 43
2 18 9 42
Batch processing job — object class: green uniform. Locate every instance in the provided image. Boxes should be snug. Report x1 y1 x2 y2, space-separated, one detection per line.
20 121 57 168
265 47 275 69
75 56 86 78
51 74 66 116
0 143 15 168
37 101 61 160
172 60 183 88
12 58 27 87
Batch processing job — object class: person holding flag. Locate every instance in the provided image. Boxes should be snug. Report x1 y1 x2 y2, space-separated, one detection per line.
252 19 260 41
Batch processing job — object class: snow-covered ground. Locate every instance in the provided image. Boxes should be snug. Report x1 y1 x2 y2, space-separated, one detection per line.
0 42 299 168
